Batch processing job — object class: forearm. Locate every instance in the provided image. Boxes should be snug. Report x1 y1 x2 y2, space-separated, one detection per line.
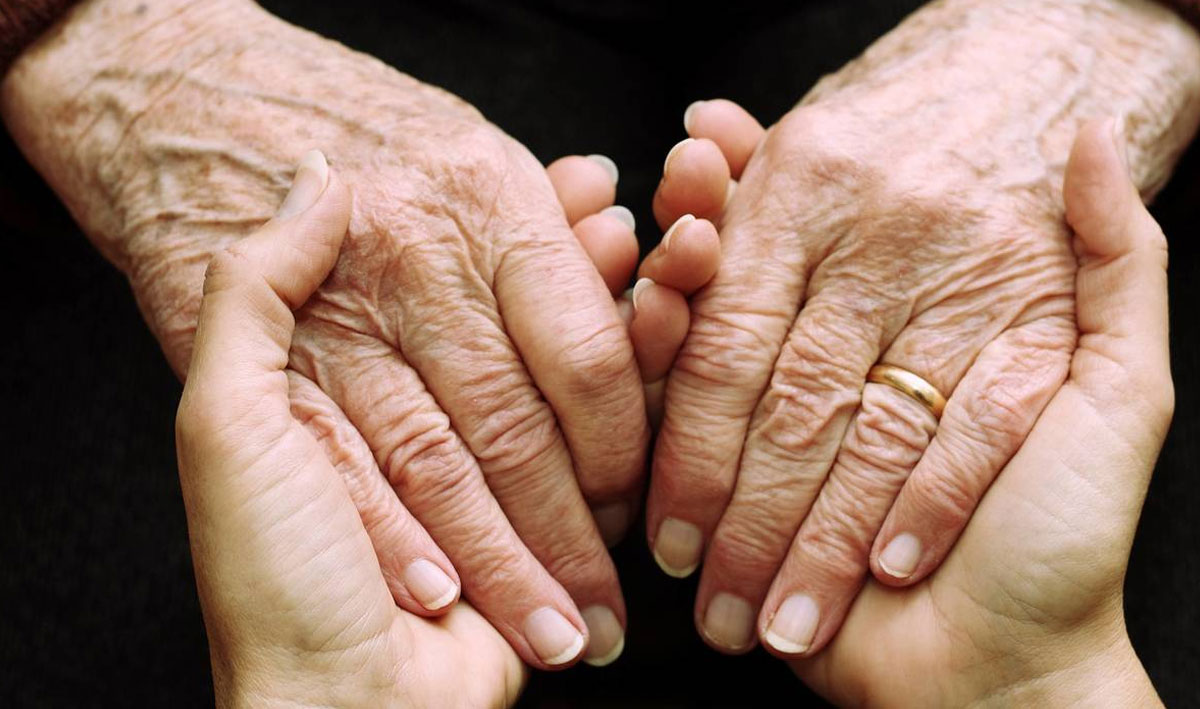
0 0 477 371
802 0 1200 204
1 0 266 271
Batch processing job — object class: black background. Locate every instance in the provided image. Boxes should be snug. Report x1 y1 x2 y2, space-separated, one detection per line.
1 1 1196 706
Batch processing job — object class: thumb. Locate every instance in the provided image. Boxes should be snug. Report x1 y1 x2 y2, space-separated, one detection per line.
1064 118 1174 444
179 150 351 475
185 150 351 405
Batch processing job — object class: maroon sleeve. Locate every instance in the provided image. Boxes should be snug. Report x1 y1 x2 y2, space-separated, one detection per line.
0 0 77 72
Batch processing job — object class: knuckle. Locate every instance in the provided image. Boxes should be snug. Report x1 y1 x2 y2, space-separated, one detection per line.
459 529 541 598
671 310 781 391
557 319 638 400
653 435 736 512
711 492 807 575
201 247 253 294
963 379 1033 451
707 523 789 583
792 511 873 588
842 390 934 476
752 377 858 462
742 310 880 459
577 466 639 504
765 111 835 169
379 420 473 500
473 402 562 479
427 122 512 189
535 528 614 590
908 468 978 526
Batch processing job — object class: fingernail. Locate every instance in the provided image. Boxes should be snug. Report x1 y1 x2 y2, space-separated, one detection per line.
878 532 921 579
592 502 631 547
661 213 695 252
1110 116 1131 178
601 205 636 231
683 100 705 133
403 559 459 611
587 154 619 185
724 179 737 209
524 607 586 666
663 138 695 173
652 517 702 578
276 149 329 219
631 277 654 312
763 594 820 655
581 605 626 667
702 592 756 651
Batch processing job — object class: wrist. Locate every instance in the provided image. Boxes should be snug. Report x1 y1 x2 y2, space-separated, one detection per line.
799 0 1200 202
209 636 407 709
975 631 1159 707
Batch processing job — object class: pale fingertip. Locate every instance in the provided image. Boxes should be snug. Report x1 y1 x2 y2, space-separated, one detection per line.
701 592 756 652
403 559 459 611
276 149 329 219
762 594 819 655
651 517 702 578
663 138 695 173
592 502 632 547
601 205 636 231
877 532 921 580
661 213 695 252
525 607 586 666
683 100 706 133
581 605 626 667
585 633 625 668
632 277 655 312
587 154 619 185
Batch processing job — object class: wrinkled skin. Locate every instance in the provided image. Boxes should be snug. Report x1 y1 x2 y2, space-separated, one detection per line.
2 0 648 668
645 0 1200 656
176 165 525 708
794 120 1172 706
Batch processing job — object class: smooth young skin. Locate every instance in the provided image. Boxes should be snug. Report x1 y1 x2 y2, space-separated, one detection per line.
645 0 1200 657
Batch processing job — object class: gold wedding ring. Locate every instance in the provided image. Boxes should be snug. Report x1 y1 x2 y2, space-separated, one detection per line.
866 364 947 420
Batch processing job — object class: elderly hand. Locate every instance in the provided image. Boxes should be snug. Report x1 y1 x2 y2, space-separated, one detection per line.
2 0 662 668
792 119 1172 705
644 0 1200 656
176 154 526 707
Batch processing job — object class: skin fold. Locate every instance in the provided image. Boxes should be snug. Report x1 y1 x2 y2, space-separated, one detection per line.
645 0 1200 658
1 0 1193 701
792 119 1175 706
176 154 526 708
2 0 654 669
179 119 1178 708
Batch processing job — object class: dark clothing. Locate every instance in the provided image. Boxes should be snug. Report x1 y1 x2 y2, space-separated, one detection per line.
1 1 1197 706
0 0 76 69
